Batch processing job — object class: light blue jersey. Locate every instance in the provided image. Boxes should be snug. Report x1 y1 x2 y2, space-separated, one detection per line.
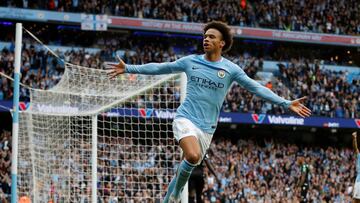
125 54 291 134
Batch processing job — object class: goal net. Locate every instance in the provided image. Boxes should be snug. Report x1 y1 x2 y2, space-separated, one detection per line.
17 63 182 202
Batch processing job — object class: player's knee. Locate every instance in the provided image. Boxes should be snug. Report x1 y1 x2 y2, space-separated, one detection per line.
186 152 201 165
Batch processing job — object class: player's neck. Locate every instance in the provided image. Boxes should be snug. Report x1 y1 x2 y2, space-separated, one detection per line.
204 52 222 62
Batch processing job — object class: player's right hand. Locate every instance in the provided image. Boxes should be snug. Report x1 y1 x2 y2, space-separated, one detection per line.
105 55 126 79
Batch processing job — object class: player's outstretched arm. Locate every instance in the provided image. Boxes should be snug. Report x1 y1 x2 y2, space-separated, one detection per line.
235 69 311 118
106 55 186 78
288 97 312 118
353 132 359 154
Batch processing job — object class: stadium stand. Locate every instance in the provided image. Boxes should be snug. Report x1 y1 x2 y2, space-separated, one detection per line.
1 41 359 118
0 0 359 202
3 0 359 35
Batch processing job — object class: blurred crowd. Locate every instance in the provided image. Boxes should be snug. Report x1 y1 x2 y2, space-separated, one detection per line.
4 0 360 35
201 137 356 202
0 130 11 202
1 43 359 118
0 0 359 202
15 130 181 202
95 135 181 202
278 59 360 118
0 44 103 101
222 56 360 118
3 128 358 202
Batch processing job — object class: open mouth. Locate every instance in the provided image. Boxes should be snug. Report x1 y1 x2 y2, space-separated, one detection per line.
203 43 209 48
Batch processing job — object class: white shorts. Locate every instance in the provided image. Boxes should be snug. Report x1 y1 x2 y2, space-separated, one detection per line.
172 117 213 159
354 178 360 199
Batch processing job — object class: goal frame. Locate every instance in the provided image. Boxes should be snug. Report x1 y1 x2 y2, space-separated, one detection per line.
12 23 189 202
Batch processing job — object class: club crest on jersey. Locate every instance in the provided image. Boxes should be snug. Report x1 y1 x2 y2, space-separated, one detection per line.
217 70 225 78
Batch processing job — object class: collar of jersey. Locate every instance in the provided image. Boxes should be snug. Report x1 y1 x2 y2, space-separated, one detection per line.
202 54 224 64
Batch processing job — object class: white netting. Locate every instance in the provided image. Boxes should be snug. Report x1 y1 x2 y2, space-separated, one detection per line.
18 63 182 202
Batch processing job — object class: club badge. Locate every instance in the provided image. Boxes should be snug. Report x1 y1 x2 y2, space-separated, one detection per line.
218 70 225 78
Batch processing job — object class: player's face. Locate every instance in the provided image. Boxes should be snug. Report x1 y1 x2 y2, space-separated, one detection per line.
203 28 225 53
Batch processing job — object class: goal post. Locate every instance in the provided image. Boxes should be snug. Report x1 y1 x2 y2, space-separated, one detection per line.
11 22 22 203
17 63 186 202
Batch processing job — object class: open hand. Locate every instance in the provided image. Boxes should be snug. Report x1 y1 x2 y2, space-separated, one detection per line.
289 96 311 118
105 56 126 79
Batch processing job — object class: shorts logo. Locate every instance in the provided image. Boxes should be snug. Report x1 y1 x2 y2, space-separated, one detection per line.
181 128 190 134
252 114 266 124
217 70 225 78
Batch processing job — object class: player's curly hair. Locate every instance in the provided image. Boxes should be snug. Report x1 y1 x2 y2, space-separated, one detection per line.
203 21 233 53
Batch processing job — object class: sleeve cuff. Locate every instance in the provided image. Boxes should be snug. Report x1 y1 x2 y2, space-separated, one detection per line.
124 64 129 73
283 100 292 109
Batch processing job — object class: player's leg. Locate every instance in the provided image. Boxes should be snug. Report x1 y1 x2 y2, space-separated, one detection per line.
163 170 178 203
163 137 201 203
163 118 202 203
193 131 212 203
170 136 202 199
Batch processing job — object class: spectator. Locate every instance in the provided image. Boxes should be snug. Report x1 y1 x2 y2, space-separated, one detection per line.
0 130 11 202
203 137 355 202
1 41 359 118
5 0 359 35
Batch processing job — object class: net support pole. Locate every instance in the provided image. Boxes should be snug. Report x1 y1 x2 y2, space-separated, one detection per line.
11 23 22 203
91 115 98 203
179 73 188 203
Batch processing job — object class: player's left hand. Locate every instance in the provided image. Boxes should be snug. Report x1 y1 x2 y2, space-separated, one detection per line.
289 96 311 118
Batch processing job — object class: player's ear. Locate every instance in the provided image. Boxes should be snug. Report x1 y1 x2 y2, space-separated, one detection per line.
220 40 225 48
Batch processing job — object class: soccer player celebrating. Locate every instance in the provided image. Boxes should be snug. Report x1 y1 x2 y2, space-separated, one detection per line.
107 21 311 203
353 132 360 203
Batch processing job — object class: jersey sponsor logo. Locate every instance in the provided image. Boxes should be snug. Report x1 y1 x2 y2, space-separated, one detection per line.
252 114 266 124
356 119 360 128
217 70 226 78
190 76 224 89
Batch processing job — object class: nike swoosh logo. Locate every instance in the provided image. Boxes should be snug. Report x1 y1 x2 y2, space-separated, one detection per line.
192 66 200 70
